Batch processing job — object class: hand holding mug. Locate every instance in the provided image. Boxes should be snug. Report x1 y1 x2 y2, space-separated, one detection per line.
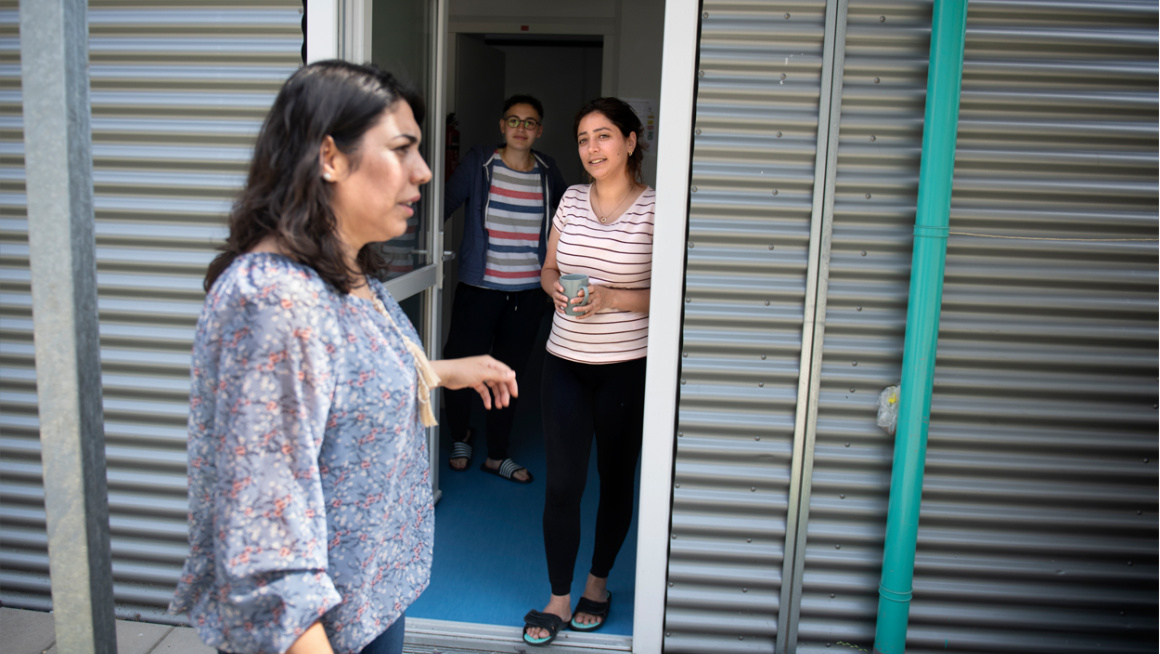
558 274 590 317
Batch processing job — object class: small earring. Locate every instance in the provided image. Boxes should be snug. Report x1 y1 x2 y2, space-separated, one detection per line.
323 173 333 182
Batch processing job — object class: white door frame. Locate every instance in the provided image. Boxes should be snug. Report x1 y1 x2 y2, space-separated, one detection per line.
633 1 698 651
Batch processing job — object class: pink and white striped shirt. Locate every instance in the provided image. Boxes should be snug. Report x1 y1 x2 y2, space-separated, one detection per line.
546 185 655 364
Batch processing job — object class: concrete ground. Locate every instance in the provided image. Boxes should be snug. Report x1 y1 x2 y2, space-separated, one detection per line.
0 607 212 654
0 607 617 654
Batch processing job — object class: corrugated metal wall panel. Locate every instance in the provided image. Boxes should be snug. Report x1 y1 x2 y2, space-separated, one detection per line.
0 0 302 622
907 0 1158 651
795 1 934 647
667 2 831 652
797 0 1158 652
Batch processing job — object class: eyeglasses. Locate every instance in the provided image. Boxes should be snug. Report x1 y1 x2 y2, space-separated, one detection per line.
504 116 540 130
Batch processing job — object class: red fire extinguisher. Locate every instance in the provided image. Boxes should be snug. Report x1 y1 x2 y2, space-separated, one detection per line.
445 112 460 181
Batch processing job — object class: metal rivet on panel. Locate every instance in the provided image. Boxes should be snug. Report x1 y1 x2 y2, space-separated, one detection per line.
751 487 756 492
874 77 881 84
691 185 698 192
845 442 851 447
865 193 872 199
840 493 846 499
776 131 783 137
666 632 671 637
669 581 675 586
742 588 748 593
698 70 705 77
1145 458 1151 463
1128 560 1134 566
779 74 786 81
785 12 791 18
870 135 877 142
830 593 836 598
758 382 764 387
747 538 752 543
765 300 770 306
826 644 832 648
861 250 868 256
769 244 775 250
703 11 709 18
739 636 745 640
772 189 779 195
682 352 688 358
835 544 841 549
852 361 858 366
681 379 686 384
675 483 680 488
672 534 677 539
688 242 694 248
880 15 886 22
761 354 767 360
755 436 761 441
695 128 702 135
856 306 863 311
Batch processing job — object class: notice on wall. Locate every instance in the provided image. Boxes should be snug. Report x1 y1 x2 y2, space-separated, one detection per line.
623 98 658 157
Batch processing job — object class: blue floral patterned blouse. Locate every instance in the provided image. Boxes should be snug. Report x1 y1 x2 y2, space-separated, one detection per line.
169 253 434 654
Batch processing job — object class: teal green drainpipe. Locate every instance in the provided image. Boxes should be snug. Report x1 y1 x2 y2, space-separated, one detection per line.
873 1 968 653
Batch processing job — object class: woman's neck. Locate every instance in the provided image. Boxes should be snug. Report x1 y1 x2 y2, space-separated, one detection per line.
592 174 636 203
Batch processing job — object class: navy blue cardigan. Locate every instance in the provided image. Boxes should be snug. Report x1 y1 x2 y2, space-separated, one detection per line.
443 144 568 287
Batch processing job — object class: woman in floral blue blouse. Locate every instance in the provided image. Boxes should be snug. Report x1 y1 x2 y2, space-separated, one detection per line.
169 61 518 654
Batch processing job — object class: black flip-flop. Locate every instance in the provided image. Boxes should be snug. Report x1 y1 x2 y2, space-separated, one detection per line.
570 592 611 632
523 609 566 646
481 458 533 484
448 440 472 471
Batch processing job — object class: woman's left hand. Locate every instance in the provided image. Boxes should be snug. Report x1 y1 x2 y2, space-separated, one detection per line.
431 356 519 409
571 285 614 319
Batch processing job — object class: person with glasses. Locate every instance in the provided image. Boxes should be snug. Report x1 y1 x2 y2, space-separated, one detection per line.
442 95 568 483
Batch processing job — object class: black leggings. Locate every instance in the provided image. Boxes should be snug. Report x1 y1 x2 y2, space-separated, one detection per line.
442 283 546 460
540 352 646 596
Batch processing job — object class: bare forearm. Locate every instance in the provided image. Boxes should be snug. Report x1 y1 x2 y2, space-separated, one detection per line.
606 287 650 314
541 267 561 297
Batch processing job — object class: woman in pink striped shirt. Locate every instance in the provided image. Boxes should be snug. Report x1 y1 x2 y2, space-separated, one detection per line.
523 98 655 645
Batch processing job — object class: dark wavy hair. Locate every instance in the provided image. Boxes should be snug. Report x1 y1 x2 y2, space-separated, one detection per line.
573 97 645 184
204 60 425 293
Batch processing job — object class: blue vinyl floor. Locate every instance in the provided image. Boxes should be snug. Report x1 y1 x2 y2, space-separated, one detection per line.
406 326 638 636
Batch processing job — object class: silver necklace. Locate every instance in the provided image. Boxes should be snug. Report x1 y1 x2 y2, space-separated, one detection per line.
594 186 636 224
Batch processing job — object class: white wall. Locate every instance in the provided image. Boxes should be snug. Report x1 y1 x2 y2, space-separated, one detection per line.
614 0 665 185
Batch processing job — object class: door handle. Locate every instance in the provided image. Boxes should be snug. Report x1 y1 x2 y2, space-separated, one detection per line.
442 250 456 261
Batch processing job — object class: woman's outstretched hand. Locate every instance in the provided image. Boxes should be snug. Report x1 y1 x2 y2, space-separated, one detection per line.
431 355 519 409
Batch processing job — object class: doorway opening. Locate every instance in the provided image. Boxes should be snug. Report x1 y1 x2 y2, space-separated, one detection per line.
407 32 642 635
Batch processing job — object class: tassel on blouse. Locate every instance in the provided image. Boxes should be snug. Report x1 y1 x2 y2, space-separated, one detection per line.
370 295 441 427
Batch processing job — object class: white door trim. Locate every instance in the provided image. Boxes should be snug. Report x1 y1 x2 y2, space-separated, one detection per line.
305 0 338 62
632 0 699 652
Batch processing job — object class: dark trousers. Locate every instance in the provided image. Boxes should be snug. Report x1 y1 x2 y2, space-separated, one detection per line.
442 282 546 461
540 352 646 596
